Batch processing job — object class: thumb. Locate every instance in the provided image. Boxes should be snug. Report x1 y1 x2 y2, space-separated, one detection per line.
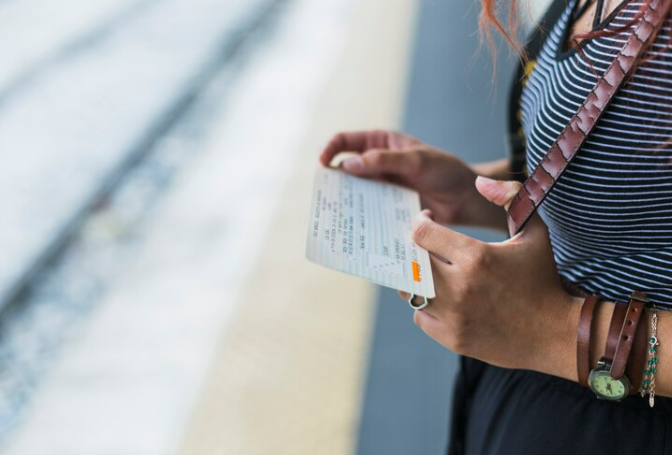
476 176 550 241
476 176 549 239
475 176 523 211
342 149 418 177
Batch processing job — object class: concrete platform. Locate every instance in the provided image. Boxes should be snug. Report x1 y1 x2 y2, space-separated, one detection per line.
177 0 417 453
1 0 417 454
1 0 540 453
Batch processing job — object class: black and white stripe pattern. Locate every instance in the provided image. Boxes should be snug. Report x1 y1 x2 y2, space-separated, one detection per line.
521 0 672 308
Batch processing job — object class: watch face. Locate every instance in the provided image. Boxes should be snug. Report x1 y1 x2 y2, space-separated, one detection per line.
588 369 629 401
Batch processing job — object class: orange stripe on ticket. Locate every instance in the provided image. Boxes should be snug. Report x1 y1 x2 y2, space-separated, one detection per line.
412 261 421 282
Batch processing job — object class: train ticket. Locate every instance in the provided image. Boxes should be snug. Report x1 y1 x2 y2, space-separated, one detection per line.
306 167 435 298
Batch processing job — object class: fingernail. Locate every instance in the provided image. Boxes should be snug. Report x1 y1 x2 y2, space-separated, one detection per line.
412 211 430 230
421 209 434 220
475 175 496 185
343 157 364 172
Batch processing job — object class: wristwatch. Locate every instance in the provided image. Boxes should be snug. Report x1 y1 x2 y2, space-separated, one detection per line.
588 302 630 401
587 292 648 401
588 358 631 401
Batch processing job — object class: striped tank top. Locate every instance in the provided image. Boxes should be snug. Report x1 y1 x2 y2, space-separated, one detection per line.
520 0 672 309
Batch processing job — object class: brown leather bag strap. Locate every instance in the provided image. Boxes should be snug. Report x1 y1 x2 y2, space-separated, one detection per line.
507 0 672 237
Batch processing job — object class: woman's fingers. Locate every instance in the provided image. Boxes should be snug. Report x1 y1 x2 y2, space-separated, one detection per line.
474 176 523 210
319 130 390 166
412 211 476 262
341 148 420 177
412 308 444 339
474 176 550 242
476 176 548 242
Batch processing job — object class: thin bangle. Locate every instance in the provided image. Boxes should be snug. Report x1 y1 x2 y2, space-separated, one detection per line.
641 307 660 407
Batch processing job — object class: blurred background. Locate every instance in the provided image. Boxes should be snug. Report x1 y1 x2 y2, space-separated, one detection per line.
0 0 549 453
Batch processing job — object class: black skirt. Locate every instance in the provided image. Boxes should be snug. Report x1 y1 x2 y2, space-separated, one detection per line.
448 357 672 455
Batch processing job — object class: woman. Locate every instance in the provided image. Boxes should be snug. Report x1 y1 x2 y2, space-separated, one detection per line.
320 0 672 453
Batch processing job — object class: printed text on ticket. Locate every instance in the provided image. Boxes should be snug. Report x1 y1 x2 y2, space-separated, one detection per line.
306 167 436 298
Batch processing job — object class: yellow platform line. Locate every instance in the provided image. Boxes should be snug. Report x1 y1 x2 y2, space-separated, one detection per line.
177 0 418 453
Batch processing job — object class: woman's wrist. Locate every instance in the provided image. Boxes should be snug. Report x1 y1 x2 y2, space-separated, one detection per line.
505 290 582 382
528 293 584 382
529 296 620 385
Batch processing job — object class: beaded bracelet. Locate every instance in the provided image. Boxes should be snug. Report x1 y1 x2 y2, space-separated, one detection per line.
640 308 660 408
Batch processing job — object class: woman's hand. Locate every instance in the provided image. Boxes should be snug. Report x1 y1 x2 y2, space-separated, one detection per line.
402 177 583 380
319 130 507 231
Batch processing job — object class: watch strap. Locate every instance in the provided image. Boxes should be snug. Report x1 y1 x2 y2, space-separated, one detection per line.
627 307 649 394
577 295 602 387
605 302 628 362
611 291 649 379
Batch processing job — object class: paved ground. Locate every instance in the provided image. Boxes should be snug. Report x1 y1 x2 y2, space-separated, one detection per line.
1 0 368 453
356 0 515 453
0 0 279 310
176 1 417 454
0 0 533 452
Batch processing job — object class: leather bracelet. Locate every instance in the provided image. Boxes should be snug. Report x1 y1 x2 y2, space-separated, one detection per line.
577 295 602 387
611 291 649 380
627 308 649 395
604 302 628 363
